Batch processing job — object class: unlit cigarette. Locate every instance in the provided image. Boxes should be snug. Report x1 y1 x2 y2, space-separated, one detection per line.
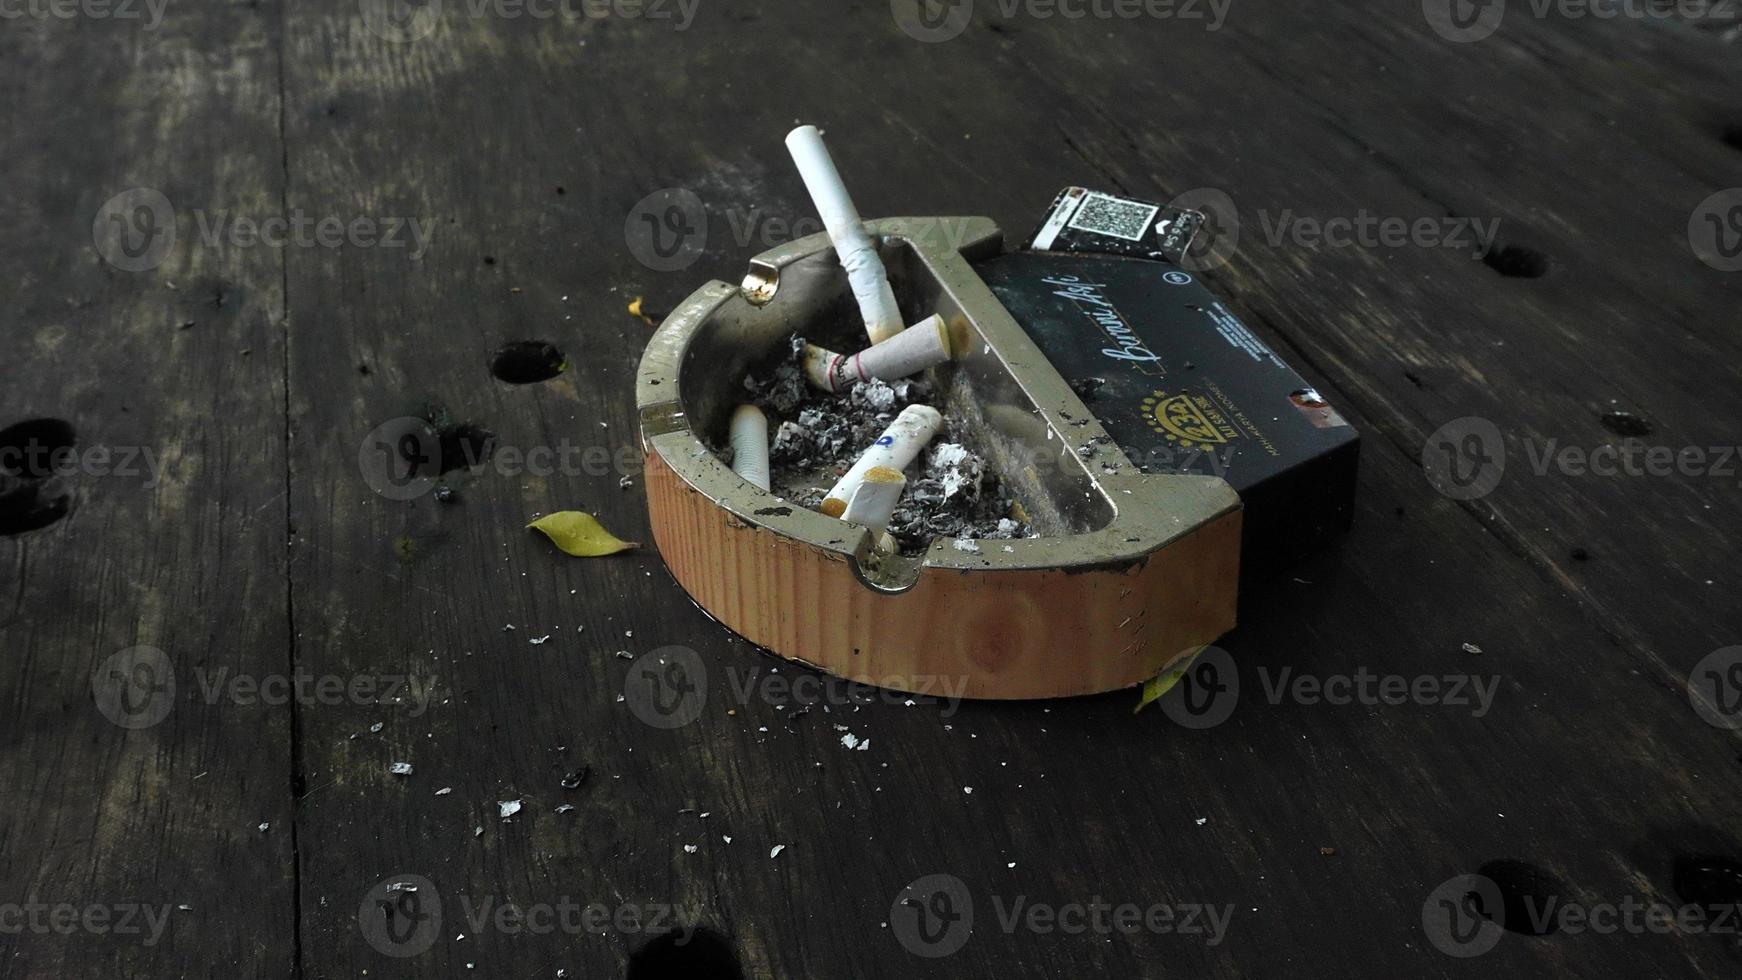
821 404 942 517
841 466 905 535
730 404 770 492
803 313 953 392
785 125 905 345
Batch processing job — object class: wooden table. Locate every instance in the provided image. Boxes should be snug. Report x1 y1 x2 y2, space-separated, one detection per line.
4 2 1740 976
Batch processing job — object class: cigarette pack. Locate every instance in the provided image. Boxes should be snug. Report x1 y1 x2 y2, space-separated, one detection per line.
974 242 1359 584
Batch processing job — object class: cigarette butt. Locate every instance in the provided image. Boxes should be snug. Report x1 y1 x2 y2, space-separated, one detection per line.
801 313 953 393
944 315 971 358
841 466 906 535
801 343 845 392
821 404 942 517
785 125 904 345
729 404 770 492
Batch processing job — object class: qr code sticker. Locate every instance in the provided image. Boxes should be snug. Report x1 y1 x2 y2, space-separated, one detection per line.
1068 193 1160 242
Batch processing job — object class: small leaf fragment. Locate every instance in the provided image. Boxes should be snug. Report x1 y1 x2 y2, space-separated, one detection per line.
526 511 638 557
627 296 660 328
1134 646 1207 714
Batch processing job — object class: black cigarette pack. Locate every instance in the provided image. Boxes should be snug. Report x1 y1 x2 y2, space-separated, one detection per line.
972 195 1359 584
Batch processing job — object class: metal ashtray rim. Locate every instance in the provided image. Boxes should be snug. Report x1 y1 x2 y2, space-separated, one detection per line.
635 217 1240 586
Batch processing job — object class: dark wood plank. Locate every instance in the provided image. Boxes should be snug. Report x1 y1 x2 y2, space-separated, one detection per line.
3 1 1736 977
0 7 296 979
274 3 1742 979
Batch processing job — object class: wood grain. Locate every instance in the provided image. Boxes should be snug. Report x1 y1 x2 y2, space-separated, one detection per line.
0 6 295 978
1 1 1739 977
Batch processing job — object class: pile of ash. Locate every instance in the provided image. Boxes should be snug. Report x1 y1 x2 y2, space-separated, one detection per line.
735 336 1029 554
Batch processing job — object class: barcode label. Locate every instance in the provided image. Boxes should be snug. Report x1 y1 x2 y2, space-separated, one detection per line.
1067 193 1159 242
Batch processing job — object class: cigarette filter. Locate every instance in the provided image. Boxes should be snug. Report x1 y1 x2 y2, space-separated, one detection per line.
729 404 770 491
841 466 906 534
820 404 942 517
802 313 954 392
785 125 905 345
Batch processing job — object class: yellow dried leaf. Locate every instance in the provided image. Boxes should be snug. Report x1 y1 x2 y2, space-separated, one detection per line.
526 511 638 557
627 296 657 328
1134 646 1206 714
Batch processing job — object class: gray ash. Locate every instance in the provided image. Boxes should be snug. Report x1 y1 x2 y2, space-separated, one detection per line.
739 337 1030 554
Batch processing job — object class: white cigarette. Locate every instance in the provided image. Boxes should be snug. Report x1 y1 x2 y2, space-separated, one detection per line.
802 313 954 392
785 125 905 345
729 404 770 492
820 404 942 517
841 466 906 535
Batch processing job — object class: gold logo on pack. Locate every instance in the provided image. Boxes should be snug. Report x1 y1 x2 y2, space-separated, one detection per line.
1142 391 1237 448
